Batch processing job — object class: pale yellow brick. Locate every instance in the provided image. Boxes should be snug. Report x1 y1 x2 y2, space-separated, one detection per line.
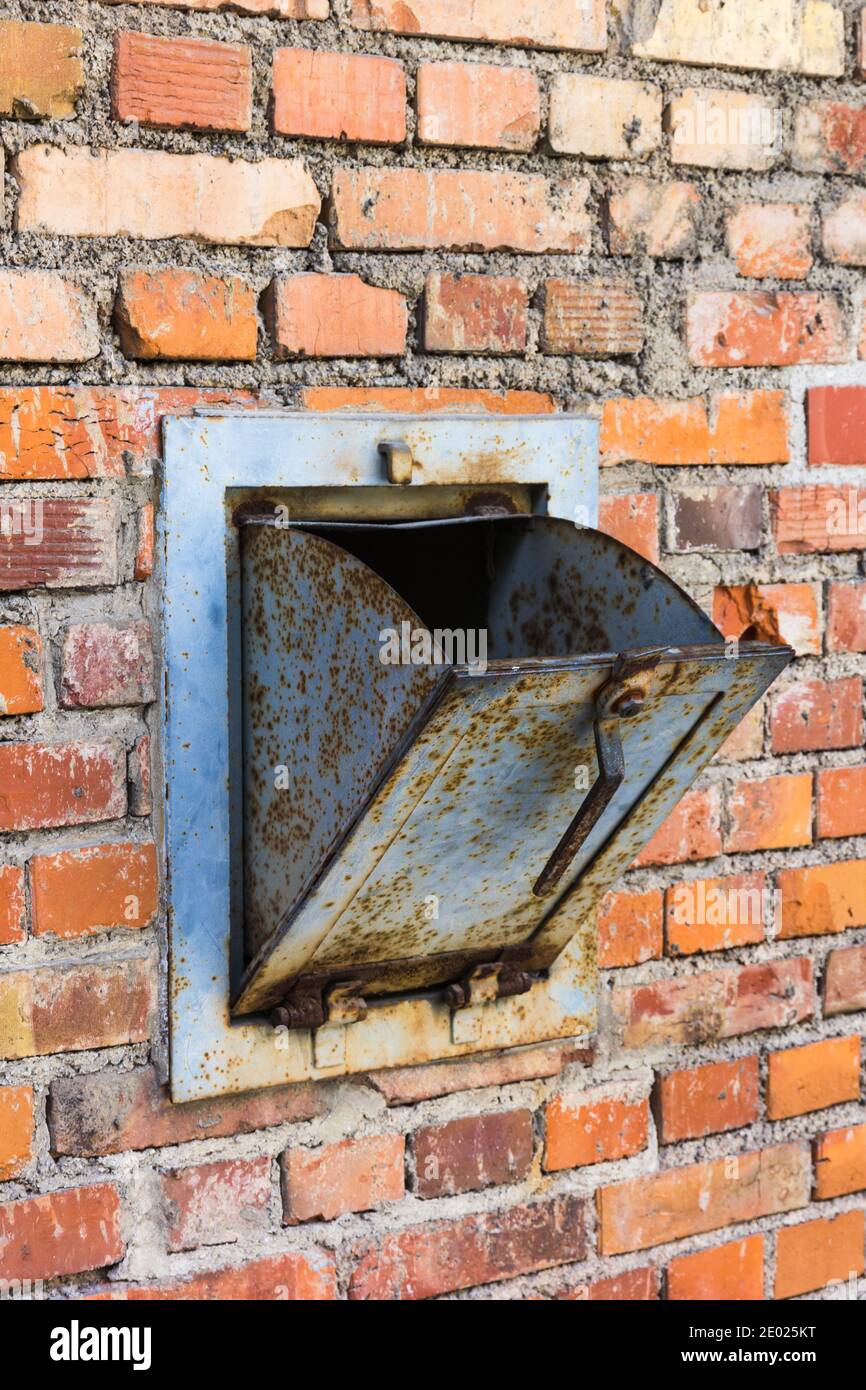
667 89 781 171
627 0 843 78
550 75 662 161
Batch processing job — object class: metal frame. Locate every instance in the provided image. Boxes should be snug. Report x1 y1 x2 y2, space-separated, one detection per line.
162 412 599 1101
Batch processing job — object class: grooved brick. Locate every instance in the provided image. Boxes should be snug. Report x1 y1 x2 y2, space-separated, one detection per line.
0 1184 122 1282
597 888 664 969
0 1085 33 1180
544 1092 648 1171
779 860 866 940
0 626 43 715
0 865 25 945
49 1064 326 1157
424 273 527 354
775 1211 865 1299
544 279 643 357
89 1250 337 1301
0 498 118 591
725 774 813 854
770 677 863 754
767 1036 860 1120
273 48 405 144
349 0 607 51
281 1135 404 1221
606 179 700 258
727 203 812 280
349 1195 586 1300
601 391 789 466
60 620 156 708
412 1111 532 1197
0 270 98 364
824 944 866 1017
0 20 83 119
814 1124 866 1199
613 958 813 1049
330 168 590 253
772 485 866 555
668 1236 764 1301
0 741 126 831
30 842 158 939
598 493 659 563
656 1057 760 1143
266 273 407 359
665 872 766 955
0 959 154 1060
598 1144 809 1256
817 765 866 839
417 62 539 152
632 786 722 868
549 75 662 160
162 1156 272 1251
115 269 257 361
113 31 251 132
15 145 321 247
687 291 847 367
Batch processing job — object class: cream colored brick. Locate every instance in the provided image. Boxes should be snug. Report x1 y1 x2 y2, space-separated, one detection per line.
625 0 843 78
549 75 662 161
15 145 321 247
667 89 781 171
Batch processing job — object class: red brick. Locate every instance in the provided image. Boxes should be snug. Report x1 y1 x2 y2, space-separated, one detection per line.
817 765 866 839
116 269 257 362
366 1043 585 1105
113 31 251 132
273 47 405 144
282 1135 404 1222
668 1235 764 1301
163 1155 272 1251
613 958 813 1049
331 168 590 253
0 1085 34 1180
128 735 153 817
814 1123 866 1199
557 1267 660 1301
824 944 866 1017
633 786 722 868
349 0 607 51
544 1092 648 1171
598 1144 809 1256
775 1211 864 1299
793 100 866 174
544 278 643 357
808 385 866 465
597 888 663 969
713 582 821 656
0 498 117 589
30 842 158 939
669 485 763 553
601 390 789 466
768 1036 860 1121
349 1195 586 1300
0 270 98 363
687 291 847 367
0 864 25 945
656 1057 760 1143
772 485 866 554
304 385 555 415
417 61 539 152
0 625 42 714
423 273 526 355
266 273 407 359
779 860 866 940
49 1064 326 1157
771 677 863 754
607 179 700 258
91 1250 337 1302
0 1184 122 1281
828 583 866 652
665 872 766 957
0 959 153 1060
134 504 154 582
0 741 125 831
412 1112 531 1198
725 774 813 853
598 493 659 563
726 203 812 279
0 19 83 119
60 620 155 708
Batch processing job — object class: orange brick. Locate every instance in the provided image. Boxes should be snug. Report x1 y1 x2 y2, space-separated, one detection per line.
544 1092 648 1171
598 493 659 563
134 503 154 582
0 625 42 715
772 485 866 554
768 1036 860 1120
282 1135 404 1223
726 203 812 279
793 100 866 175
331 168 589 253
814 1123 866 1199
828 582 866 652
711 389 791 464
606 178 700 258
0 1085 34 1180
600 390 788 466
417 61 539 152
771 677 863 754
0 742 126 832
0 1185 123 1283
162 1155 272 1251
775 1211 864 1299
412 1111 532 1197
30 842 158 939
90 1251 337 1302
668 1235 764 1301
0 864 25 945
423 273 527 355
633 786 722 867
113 31 251 132
116 269 257 362
0 270 98 363
725 774 812 854
0 20 83 119
808 384 866 465
544 278 643 357
349 0 607 51
598 1144 809 1256
0 959 153 1060
557 1267 660 1301
687 291 847 367
266 273 407 360
779 860 866 939
597 888 664 969
817 765 866 839
656 1057 760 1143
665 872 766 956
273 48 405 144
303 386 555 414
713 583 821 656
824 944 866 1017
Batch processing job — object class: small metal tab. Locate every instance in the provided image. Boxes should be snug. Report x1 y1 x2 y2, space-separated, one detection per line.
379 440 415 485
325 981 368 1025
446 963 533 1011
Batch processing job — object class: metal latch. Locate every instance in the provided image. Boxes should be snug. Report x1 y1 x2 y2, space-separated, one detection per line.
378 439 414 485
445 962 534 1011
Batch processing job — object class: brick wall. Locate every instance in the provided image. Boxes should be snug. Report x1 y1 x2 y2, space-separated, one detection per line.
1 0 865 1302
